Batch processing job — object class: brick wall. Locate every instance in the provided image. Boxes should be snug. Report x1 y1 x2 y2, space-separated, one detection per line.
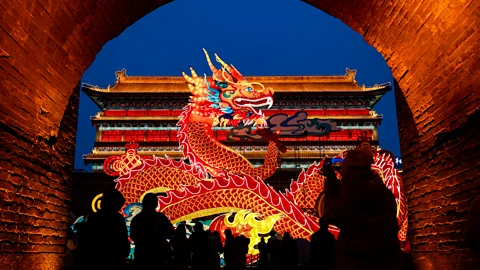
0 85 79 268
0 0 479 268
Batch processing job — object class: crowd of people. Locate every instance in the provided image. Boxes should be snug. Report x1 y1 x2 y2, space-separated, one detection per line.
67 148 419 269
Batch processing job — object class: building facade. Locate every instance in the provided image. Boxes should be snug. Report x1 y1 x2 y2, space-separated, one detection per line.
82 69 390 189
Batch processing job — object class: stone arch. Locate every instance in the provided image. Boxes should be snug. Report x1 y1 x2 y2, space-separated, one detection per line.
0 0 478 268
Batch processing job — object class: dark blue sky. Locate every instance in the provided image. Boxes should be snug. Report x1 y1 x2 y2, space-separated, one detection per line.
75 0 401 170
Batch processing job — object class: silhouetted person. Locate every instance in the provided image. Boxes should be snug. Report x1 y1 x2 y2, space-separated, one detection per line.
309 217 335 270
258 237 269 269
267 231 282 270
325 149 403 270
465 194 480 255
224 229 237 269
281 232 298 269
296 238 310 268
79 188 130 268
189 222 209 268
236 235 250 269
322 159 342 216
130 193 175 269
207 230 223 269
171 224 190 269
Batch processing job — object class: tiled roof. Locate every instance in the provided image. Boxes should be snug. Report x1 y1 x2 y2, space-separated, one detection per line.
82 69 391 94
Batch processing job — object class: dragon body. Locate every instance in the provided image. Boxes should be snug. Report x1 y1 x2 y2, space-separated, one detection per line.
105 50 408 254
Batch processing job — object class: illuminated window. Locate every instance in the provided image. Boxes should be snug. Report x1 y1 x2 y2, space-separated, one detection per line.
104 110 126 116
171 110 183 117
169 131 178 141
127 110 148 116
146 131 168 141
124 130 145 142
101 131 123 141
149 110 170 116
347 109 370 115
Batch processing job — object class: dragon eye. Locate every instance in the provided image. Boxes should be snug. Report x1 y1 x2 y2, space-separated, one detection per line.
215 81 228 88
246 87 252 92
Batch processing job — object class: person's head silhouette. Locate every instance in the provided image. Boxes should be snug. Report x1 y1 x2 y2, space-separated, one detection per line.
269 230 276 237
175 224 187 238
341 148 374 175
194 222 204 233
100 188 125 212
142 193 158 213
225 229 233 240
212 230 220 240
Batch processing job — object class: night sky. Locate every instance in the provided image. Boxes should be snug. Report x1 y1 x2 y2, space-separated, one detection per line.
74 0 401 171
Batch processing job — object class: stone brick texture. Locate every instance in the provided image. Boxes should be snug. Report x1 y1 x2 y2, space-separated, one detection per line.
0 0 478 268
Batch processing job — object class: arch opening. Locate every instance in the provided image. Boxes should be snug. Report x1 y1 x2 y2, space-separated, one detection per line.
0 0 478 269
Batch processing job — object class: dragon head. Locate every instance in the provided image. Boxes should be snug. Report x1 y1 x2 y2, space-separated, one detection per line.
182 49 274 127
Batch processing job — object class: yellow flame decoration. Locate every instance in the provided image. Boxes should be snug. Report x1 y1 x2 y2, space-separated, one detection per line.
224 210 282 255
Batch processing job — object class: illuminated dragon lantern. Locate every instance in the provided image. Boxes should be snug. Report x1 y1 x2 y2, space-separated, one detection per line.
177 49 280 179
104 50 409 256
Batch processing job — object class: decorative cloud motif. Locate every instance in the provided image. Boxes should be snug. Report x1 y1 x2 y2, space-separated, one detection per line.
228 111 340 141
228 125 263 141
268 111 340 136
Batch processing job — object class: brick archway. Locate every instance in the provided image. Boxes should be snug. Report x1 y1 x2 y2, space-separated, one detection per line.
0 0 478 268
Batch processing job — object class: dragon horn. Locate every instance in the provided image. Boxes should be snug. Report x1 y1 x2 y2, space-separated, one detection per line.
181 70 195 84
189 66 198 78
230 64 244 80
215 53 243 81
203 48 220 75
214 53 233 74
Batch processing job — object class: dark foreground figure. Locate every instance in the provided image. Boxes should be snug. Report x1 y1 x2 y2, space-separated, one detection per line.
309 217 336 269
324 148 404 270
130 193 175 269
76 188 131 268
170 224 190 269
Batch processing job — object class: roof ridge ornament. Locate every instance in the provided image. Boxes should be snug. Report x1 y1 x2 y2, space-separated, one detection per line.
345 68 357 80
116 69 127 81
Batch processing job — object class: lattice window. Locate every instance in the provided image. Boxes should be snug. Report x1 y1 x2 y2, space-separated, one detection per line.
171 110 183 117
126 110 148 116
148 110 171 116
169 131 178 141
124 130 145 142
101 131 123 141
325 109 346 116
328 130 351 141
350 130 373 140
104 110 126 116
347 109 370 115
146 131 168 142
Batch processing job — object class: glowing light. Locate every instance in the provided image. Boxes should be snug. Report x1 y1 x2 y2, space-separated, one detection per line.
104 142 143 176
91 193 103 213
223 210 282 255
